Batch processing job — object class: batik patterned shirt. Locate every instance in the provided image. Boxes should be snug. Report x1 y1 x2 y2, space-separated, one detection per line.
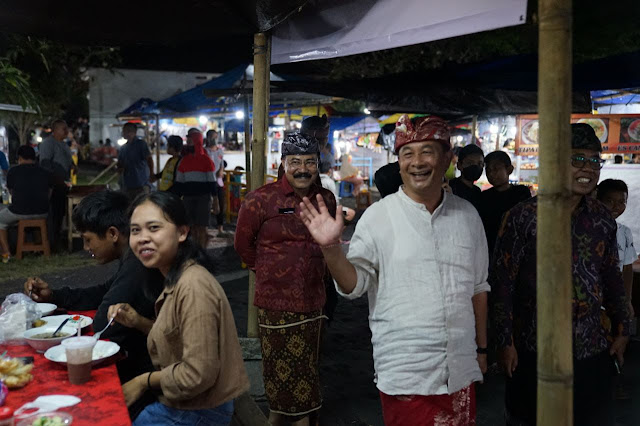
234 177 336 312
491 196 631 360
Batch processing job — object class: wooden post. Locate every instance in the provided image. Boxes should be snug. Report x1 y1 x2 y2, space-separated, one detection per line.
247 32 271 338
537 0 573 424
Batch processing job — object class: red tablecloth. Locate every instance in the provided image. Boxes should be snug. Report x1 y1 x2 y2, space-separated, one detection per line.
3 310 131 425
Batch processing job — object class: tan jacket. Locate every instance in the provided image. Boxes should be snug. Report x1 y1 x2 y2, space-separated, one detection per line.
148 263 249 409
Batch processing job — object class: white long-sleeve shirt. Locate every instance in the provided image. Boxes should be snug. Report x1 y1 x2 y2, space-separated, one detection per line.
616 222 636 271
338 187 490 396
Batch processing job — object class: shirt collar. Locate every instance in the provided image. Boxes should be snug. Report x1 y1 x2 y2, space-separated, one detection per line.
398 185 449 214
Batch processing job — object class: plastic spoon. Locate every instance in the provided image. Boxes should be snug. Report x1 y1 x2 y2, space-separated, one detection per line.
50 318 70 338
93 316 115 341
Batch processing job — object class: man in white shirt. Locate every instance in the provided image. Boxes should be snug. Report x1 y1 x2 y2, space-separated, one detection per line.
299 114 489 425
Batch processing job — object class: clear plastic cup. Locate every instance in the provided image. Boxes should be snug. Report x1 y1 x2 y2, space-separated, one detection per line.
61 336 96 384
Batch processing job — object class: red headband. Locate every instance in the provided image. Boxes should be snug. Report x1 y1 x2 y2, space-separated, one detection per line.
395 115 451 153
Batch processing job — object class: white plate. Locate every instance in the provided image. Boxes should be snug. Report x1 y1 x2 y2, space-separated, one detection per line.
38 314 93 329
44 340 120 365
36 303 57 316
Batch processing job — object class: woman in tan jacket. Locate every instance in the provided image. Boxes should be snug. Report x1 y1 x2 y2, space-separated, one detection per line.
109 191 249 425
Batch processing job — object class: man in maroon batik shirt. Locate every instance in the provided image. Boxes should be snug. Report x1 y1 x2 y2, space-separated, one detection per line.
235 133 336 426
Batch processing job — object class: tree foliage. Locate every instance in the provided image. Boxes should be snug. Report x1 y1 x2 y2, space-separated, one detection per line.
0 34 120 145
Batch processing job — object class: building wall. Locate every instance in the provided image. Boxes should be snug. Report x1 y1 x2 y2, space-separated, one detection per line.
88 68 218 145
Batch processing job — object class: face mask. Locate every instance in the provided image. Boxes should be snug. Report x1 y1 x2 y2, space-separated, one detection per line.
462 164 483 182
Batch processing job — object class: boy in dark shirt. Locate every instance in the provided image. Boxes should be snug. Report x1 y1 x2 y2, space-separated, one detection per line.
480 151 531 255
0 145 54 263
24 190 163 382
449 143 484 210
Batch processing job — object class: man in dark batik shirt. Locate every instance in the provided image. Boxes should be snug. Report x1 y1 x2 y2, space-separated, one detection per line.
491 123 631 426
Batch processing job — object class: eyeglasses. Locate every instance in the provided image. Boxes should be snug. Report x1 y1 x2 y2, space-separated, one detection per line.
570 155 605 170
287 158 318 169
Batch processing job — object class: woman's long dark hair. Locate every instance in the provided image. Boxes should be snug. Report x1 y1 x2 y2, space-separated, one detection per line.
129 191 216 297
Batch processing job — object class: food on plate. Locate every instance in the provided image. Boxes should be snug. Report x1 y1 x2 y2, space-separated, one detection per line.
30 416 67 426
67 315 88 327
628 119 640 141
0 357 33 389
522 120 539 144
577 118 607 142
29 332 72 339
32 319 47 328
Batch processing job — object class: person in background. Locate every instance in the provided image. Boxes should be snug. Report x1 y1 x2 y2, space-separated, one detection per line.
104 139 118 164
444 146 461 181
108 192 249 425
229 166 244 213
235 133 336 426
374 162 403 198
614 155 623 164
117 122 154 200
449 143 484 211
479 151 531 256
631 154 640 164
335 154 364 196
173 130 216 249
0 150 8 184
24 190 161 383
491 124 631 426
68 130 79 185
39 119 74 251
155 136 183 193
300 115 488 425
0 145 54 263
320 143 336 170
205 129 226 235
597 179 636 319
319 160 356 222
597 178 637 401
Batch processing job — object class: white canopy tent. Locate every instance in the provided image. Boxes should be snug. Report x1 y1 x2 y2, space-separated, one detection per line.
272 0 527 63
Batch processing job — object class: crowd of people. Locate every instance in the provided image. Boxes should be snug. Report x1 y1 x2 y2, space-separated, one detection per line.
0 113 635 425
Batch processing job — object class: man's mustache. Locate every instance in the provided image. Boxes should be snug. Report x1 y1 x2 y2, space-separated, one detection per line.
293 173 312 179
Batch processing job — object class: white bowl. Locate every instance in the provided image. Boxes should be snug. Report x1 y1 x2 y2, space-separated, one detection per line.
45 340 120 365
23 326 77 353
36 303 57 316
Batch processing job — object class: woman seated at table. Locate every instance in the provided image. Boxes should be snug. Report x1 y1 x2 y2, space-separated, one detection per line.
108 191 249 425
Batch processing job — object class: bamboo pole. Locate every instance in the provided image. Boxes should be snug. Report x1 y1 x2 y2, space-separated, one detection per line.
247 32 270 338
243 95 251 191
537 0 573 424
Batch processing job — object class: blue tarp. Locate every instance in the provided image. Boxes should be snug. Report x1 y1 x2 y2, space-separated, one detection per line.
328 116 368 131
117 98 158 117
590 89 640 106
156 64 249 113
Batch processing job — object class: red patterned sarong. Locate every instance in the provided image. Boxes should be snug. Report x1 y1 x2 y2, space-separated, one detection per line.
380 384 476 426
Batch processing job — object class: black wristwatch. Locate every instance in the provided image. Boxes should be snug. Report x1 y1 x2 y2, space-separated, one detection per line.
476 347 488 354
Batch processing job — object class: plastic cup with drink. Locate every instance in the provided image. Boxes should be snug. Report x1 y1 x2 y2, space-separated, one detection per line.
61 336 96 384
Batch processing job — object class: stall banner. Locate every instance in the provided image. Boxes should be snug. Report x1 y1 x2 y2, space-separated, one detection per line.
515 114 640 155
